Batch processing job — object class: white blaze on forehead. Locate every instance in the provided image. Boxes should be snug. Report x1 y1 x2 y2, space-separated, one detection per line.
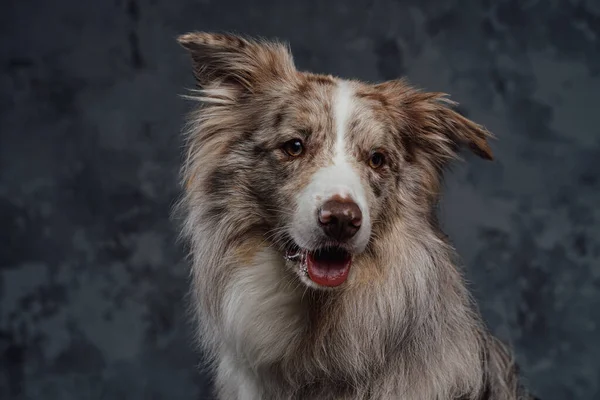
327 80 363 202
289 79 372 253
333 80 355 166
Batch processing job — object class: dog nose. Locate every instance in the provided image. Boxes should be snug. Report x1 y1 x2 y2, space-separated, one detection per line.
318 199 362 241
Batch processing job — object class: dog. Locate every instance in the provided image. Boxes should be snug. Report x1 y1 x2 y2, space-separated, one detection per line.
176 32 534 400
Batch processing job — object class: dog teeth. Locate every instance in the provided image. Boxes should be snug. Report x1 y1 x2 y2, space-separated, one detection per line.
300 261 308 275
285 252 302 262
284 249 309 276
285 252 308 276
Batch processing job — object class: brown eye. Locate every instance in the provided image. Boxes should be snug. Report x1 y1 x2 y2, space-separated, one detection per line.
368 152 385 169
282 139 304 157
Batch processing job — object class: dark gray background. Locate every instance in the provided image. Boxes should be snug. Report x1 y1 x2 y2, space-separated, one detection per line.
1 0 599 399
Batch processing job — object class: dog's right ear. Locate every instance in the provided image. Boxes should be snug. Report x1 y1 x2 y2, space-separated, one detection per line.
177 32 296 98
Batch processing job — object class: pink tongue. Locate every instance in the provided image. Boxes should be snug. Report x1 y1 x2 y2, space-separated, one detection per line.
306 253 351 287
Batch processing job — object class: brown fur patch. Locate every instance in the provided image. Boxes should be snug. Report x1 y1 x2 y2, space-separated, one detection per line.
232 236 267 267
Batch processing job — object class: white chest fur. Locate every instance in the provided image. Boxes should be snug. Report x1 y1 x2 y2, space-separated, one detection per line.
220 249 305 367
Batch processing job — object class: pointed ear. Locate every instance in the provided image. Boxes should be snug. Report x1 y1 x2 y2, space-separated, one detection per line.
423 95 494 160
378 80 494 161
177 32 296 95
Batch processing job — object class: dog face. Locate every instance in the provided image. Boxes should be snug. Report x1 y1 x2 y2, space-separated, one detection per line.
179 32 493 290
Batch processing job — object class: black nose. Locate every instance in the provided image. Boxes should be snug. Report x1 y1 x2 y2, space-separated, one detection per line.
318 199 362 242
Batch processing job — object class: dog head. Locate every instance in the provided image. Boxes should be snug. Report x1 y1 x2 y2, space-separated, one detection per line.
179 32 493 290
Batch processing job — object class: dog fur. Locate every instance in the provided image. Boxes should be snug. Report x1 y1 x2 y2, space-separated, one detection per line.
176 32 534 400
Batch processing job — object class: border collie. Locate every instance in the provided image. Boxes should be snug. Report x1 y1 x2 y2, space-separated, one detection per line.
176 32 534 400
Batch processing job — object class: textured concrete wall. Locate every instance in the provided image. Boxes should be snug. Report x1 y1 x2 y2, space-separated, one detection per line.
1 0 599 399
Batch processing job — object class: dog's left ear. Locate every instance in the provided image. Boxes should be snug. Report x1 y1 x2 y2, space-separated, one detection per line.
379 80 494 161
421 94 494 160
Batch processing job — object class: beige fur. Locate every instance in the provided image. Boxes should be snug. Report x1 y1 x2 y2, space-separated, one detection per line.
176 32 534 400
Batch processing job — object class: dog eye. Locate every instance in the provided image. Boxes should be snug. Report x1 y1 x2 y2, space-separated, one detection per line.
282 139 304 157
368 152 385 169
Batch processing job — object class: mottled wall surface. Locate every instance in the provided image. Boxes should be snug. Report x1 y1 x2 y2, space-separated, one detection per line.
1 0 598 399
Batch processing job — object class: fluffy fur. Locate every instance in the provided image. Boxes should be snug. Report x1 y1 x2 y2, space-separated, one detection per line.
176 32 534 400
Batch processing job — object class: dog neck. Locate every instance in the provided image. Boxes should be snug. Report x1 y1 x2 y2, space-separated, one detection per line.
189 220 486 399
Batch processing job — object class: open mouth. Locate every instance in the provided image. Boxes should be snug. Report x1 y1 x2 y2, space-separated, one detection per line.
285 244 352 287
